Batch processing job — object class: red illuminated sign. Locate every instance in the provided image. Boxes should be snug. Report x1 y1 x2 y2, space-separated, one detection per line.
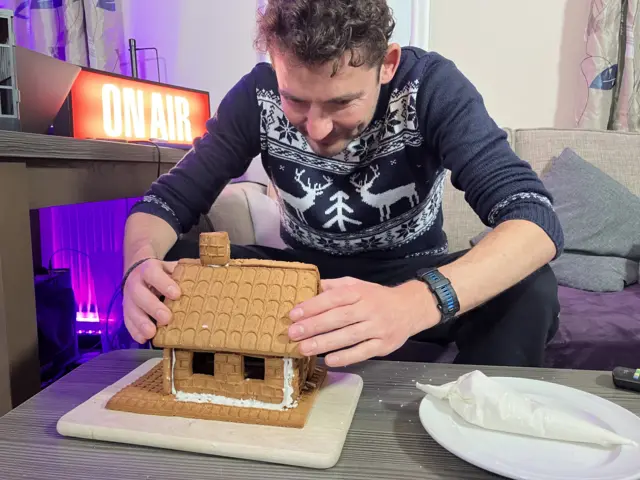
69 70 210 146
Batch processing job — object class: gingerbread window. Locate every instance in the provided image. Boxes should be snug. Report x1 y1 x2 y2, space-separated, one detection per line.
243 356 265 380
192 351 215 376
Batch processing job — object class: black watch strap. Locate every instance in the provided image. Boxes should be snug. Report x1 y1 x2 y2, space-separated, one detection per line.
416 268 460 323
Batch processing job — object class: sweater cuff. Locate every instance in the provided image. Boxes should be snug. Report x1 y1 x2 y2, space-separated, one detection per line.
489 195 565 259
129 195 183 235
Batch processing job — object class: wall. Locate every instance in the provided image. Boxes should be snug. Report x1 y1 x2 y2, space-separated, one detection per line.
122 0 260 116
429 0 591 129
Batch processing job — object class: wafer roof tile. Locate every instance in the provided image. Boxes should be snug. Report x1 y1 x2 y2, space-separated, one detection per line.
153 258 321 357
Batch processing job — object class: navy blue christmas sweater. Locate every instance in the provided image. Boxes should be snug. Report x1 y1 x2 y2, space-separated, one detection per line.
131 47 564 259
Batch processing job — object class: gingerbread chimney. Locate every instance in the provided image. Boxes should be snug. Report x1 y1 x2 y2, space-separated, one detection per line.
199 232 231 266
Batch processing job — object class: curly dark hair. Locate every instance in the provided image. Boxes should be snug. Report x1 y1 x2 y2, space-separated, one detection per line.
255 0 396 75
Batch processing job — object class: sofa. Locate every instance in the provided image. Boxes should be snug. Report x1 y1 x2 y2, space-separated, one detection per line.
200 127 640 371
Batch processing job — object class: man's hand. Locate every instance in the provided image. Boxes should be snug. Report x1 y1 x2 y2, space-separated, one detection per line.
122 259 181 343
287 277 440 367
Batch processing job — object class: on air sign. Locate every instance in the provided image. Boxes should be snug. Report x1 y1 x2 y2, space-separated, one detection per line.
69 70 210 146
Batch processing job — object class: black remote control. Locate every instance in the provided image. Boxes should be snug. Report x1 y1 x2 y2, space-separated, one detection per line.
612 367 640 393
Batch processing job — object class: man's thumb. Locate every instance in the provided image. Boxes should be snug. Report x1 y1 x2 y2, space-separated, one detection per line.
163 261 179 274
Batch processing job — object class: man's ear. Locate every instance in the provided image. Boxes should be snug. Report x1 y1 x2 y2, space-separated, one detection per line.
379 43 402 84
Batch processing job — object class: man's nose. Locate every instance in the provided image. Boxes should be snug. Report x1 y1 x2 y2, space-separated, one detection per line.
305 107 333 141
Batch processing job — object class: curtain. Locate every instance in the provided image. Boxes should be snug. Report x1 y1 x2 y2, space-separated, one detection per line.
577 0 640 131
1 0 126 73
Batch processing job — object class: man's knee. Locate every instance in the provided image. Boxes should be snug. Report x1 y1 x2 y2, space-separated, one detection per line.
518 264 560 336
523 265 559 307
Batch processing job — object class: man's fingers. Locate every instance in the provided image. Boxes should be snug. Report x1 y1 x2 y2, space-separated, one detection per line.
290 285 361 321
120 259 180 344
289 304 360 341
130 281 172 326
141 261 181 300
297 321 371 356
130 304 156 339
124 315 147 344
124 301 156 343
324 339 382 367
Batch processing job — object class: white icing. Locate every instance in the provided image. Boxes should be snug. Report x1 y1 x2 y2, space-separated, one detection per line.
281 357 297 408
170 348 176 394
170 353 298 411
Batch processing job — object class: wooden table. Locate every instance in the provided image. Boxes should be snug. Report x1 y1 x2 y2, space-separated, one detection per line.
0 349 638 479
0 131 185 416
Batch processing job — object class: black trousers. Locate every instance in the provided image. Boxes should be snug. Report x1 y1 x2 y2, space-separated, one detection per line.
166 240 560 368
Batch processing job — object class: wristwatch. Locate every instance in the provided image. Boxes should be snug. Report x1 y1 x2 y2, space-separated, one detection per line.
416 268 460 324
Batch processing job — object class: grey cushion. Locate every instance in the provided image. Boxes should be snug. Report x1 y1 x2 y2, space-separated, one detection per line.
551 253 638 292
545 148 640 291
544 148 640 260
471 147 640 292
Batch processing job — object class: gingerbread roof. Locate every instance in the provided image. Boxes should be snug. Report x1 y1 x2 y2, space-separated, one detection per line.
152 233 321 358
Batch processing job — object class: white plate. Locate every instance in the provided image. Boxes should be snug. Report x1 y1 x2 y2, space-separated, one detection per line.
418 376 640 480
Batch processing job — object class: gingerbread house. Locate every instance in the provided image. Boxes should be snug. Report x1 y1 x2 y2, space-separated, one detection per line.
106 232 327 428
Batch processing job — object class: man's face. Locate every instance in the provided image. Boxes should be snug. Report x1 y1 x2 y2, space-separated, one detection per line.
271 46 400 157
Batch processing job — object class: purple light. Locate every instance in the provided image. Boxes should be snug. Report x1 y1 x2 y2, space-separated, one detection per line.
78 329 103 335
76 312 100 323
39 197 141 344
76 312 117 324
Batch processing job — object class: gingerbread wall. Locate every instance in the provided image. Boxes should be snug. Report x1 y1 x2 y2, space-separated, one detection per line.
292 356 314 393
168 349 307 404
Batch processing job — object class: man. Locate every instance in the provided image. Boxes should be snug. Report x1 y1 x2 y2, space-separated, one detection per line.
122 0 563 368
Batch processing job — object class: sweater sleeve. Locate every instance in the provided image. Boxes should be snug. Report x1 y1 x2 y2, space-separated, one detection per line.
128 67 262 234
417 55 564 257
